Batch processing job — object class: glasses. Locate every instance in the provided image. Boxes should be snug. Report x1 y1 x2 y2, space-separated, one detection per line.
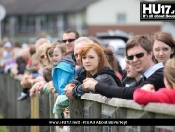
62 39 76 43
126 52 146 60
40 55 45 59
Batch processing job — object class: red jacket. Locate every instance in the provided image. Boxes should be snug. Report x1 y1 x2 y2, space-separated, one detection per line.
133 88 175 105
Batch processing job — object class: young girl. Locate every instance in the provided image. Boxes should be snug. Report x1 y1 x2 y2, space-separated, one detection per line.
52 43 75 95
133 58 175 105
48 42 75 118
72 43 122 99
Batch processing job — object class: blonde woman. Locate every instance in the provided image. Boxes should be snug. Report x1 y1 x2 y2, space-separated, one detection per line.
35 42 51 66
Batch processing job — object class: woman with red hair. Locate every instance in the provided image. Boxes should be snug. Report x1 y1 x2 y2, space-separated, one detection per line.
71 43 123 99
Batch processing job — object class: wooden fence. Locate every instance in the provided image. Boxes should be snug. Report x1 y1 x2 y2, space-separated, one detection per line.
0 73 175 132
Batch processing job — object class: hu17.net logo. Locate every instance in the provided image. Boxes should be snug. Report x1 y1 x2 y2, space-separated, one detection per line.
140 2 175 21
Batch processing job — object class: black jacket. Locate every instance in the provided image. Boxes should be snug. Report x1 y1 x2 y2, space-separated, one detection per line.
72 67 123 99
95 68 165 99
93 67 123 87
69 67 86 85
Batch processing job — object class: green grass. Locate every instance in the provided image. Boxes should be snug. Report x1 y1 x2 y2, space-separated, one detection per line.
0 114 8 132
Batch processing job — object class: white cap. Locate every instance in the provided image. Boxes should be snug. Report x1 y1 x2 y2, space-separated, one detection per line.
4 41 12 48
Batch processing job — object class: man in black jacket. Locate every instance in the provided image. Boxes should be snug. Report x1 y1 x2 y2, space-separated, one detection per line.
83 34 165 99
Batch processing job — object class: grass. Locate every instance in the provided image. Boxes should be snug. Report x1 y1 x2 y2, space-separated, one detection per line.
0 114 8 132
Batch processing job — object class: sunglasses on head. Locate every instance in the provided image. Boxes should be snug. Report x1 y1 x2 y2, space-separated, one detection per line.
62 39 76 43
126 52 146 60
40 55 45 59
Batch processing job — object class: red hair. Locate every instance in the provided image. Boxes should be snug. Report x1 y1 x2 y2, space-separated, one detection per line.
79 43 109 77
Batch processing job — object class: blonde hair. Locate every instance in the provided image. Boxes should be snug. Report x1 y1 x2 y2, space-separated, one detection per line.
31 53 38 61
54 43 67 55
35 38 51 48
164 57 175 88
46 43 58 62
36 43 50 65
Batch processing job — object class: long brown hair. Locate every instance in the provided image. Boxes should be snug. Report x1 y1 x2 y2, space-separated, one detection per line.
102 46 119 72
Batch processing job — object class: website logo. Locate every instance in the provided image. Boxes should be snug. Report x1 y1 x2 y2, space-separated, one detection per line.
140 1 175 21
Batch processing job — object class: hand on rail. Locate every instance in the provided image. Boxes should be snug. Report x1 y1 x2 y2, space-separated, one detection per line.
30 81 46 98
141 84 155 92
83 78 97 92
64 84 75 100
21 76 32 88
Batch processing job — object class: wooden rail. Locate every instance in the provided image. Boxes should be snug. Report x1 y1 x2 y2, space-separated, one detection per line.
0 73 175 132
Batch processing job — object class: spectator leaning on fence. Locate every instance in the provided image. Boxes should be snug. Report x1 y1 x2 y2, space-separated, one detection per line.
71 43 122 99
51 42 75 95
41 43 58 93
46 42 75 115
82 34 165 99
65 37 123 99
152 32 175 65
64 37 94 100
122 56 141 87
18 53 44 100
11 56 26 76
134 57 175 105
30 43 51 97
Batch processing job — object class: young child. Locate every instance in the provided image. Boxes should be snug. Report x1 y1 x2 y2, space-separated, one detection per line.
18 54 43 100
133 58 175 105
44 42 75 117
52 43 75 95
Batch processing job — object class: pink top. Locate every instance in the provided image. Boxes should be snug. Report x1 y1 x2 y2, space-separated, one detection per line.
133 88 175 105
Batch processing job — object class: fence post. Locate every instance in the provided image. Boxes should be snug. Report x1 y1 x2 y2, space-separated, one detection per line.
31 91 39 132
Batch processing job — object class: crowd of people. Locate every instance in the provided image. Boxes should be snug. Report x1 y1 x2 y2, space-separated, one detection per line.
1 30 175 123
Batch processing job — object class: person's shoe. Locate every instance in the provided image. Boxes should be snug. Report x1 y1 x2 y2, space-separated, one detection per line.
17 92 29 101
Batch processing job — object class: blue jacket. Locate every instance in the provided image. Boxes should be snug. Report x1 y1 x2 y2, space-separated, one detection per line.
52 55 75 95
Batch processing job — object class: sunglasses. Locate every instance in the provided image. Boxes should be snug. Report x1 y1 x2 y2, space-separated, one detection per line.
40 55 45 59
33 63 39 67
126 52 146 60
62 39 76 43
